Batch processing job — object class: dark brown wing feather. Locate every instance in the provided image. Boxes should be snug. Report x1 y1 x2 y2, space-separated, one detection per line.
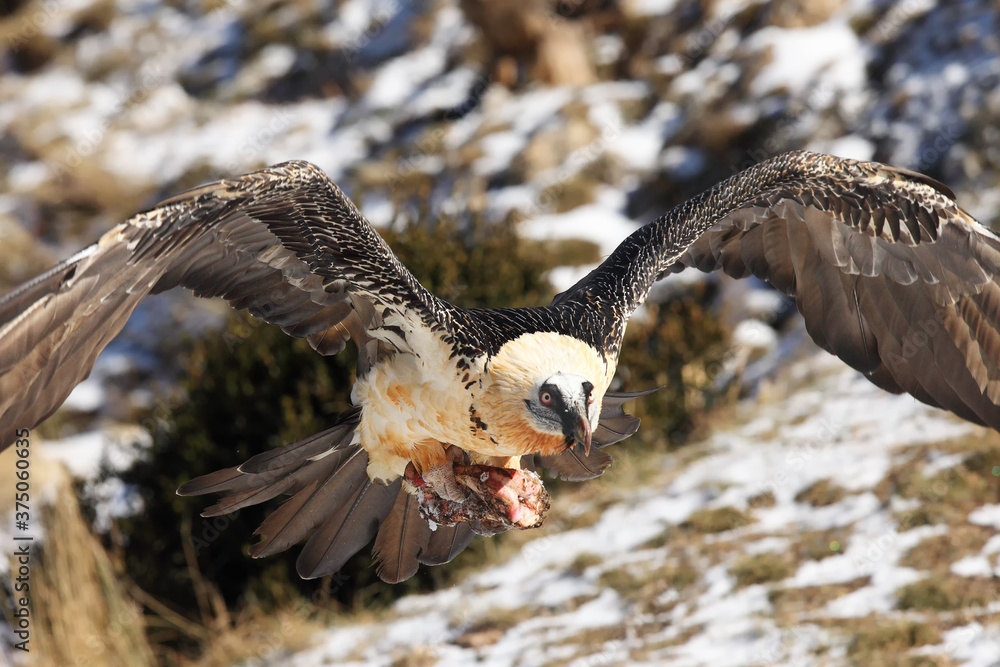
294 473 401 579
557 151 1000 432
177 408 476 582
372 491 434 584
0 161 447 449
418 524 475 566
671 194 1000 429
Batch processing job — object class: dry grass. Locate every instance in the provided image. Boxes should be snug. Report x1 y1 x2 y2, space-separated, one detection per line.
174 605 327 667
847 619 943 663
729 553 792 588
769 577 870 621
681 506 754 534
567 552 604 575
900 525 993 572
794 478 847 506
791 529 848 562
896 575 1000 612
879 431 1000 531
598 560 698 606
0 447 331 667
747 489 777 509
14 468 155 667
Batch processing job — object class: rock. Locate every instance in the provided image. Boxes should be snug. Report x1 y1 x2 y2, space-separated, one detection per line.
459 0 597 86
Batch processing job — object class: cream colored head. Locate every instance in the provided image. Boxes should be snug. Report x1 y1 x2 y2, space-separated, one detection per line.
482 332 612 455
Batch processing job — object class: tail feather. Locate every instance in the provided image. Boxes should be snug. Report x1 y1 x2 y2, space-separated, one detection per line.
372 491 434 583
175 408 478 582
296 477 401 579
238 406 361 474
176 467 245 496
199 452 343 517
248 447 370 559
418 523 475 566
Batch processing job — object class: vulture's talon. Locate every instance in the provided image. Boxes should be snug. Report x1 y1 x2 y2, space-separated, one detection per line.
406 463 550 534
422 462 468 503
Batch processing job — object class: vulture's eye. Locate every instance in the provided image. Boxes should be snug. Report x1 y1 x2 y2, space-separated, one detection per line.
539 390 553 406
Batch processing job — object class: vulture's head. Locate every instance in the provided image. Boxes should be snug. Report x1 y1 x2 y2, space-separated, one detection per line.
482 332 611 456
525 373 597 454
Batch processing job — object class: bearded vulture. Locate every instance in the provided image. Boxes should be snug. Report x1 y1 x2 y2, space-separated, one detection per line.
1 151 999 582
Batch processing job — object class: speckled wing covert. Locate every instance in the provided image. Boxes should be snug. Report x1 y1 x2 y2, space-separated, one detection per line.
0 160 447 449
555 150 1000 432
0 160 460 581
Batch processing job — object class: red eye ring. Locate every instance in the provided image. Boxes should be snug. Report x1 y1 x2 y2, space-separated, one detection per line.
540 391 553 405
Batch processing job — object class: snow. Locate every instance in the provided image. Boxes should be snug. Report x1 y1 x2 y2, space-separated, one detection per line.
628 0 681 17
748 22 867 99
608 101 682 172
39 429 147 480
521 205 637 256
365 45 447 110
951 555 994 578
62 378 106 414
967 504 1000 528
812 134 876 162
919 623 1000 667
731 319 778 350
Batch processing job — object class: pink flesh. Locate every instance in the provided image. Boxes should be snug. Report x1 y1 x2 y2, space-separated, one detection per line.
404 462 548 532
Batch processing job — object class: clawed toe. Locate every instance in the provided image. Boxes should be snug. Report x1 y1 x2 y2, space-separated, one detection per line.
422 462 467 502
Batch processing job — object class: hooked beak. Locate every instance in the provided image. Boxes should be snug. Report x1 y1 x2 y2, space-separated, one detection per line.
568 413 592 457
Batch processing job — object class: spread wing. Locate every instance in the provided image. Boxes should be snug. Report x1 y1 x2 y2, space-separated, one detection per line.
0 160 450 448
555 150 1000 431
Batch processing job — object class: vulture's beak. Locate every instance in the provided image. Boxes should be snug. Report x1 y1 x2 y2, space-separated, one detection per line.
563 410 592 457
575 415 593 457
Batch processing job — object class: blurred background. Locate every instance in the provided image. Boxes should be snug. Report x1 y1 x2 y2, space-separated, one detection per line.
1 0 1000 665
